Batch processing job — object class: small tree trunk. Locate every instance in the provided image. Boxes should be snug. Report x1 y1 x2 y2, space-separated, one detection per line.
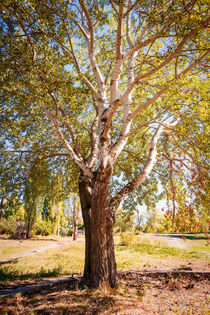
26 218 33 238
0 197 4 218
73 220 78 240
72 194 79 241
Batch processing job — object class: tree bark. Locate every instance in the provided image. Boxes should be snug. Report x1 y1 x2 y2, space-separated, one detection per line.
79 172 92 284
79 165 117 288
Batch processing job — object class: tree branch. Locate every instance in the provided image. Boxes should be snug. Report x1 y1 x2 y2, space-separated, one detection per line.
86 116 99 170
78 0 105 92
41 104 93 178
110 125 164 211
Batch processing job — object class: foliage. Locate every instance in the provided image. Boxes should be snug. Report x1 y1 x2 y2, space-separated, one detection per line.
33 219 53 236
0 0 209 211
143 207 167 233
115 208 135 233
0 217 17 236
120 232 138 247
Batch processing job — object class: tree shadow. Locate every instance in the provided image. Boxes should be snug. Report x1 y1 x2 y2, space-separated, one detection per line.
0 264 62 282
0 237 59 242
0 283 117 315
155 233 208 240
169 234 208 241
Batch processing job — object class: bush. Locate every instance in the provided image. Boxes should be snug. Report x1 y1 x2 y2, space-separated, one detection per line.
67 228 73 237
120 232 139 247
0 217 18 236
34 220 52 236
120 232 169 248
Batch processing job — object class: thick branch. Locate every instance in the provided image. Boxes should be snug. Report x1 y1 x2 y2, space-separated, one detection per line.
86 116 99 170
78 0 105 91
109 0 124 110
41 104 93 178
110 125 163 211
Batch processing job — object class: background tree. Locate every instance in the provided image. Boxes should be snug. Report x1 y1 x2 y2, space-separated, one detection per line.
24 160 50 238
115 207 135 233
72 194 81 240
1 0 209 288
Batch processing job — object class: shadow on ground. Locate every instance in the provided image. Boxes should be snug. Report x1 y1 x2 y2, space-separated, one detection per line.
0 273 209 315
0 264 62 281
156 234 208 240
0 237 58 242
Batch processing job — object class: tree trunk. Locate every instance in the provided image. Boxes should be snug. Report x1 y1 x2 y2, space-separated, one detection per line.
73 220 78 241
79 172 92 284
0 197 4 219
72 194 79 241
79 165 117 288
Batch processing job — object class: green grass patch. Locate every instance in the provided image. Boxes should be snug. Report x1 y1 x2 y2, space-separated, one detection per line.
116 244 180 256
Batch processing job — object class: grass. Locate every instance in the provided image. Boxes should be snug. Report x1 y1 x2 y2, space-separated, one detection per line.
0 240 85 281
0 237 58 260
0 234 209 282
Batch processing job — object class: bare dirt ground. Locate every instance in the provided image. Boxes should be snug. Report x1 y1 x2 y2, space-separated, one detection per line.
0 272 209 314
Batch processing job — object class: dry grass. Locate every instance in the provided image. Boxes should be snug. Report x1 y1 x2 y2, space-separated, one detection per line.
0 237 58 260
0 234 209 282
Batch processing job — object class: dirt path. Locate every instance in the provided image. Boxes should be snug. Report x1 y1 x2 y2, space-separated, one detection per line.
139 234 188 249
159 236 187 249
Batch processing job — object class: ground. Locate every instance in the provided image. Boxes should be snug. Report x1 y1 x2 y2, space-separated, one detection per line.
0 272 209 314
0 233 209 314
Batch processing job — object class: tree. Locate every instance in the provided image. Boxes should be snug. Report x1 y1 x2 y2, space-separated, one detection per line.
1 0 209 287
24 161 50 238
115 207 135 233
72 193 81 240
143 206 166 233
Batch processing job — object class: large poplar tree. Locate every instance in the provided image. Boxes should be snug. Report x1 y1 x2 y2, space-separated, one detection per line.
0 0 209 288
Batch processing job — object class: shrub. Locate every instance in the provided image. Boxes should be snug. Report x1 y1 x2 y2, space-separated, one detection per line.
120 232 139 247
34 220 52 236
0 217 18 236
67 228 73 237
120 232 169 248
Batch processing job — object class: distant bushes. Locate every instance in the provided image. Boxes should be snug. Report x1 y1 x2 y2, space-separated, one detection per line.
0 216 72 237
0 217 17 237
33 220 52 236
120 232 139 246
120 232 168 248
